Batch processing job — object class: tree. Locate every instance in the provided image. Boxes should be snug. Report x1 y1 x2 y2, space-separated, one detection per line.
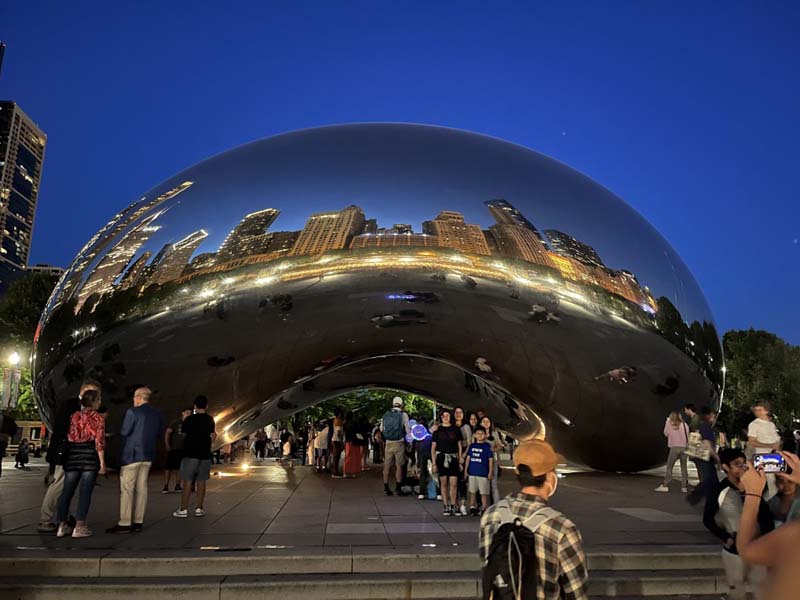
0 271 59 349
0 272 58 421
720 329 800 438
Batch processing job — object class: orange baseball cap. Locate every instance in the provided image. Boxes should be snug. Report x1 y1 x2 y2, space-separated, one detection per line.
513 440 566 476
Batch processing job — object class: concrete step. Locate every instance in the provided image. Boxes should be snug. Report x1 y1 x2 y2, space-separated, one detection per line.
0 546 722 578
0 570 729 599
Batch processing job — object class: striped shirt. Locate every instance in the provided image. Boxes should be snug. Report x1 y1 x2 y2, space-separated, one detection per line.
479 492 588 600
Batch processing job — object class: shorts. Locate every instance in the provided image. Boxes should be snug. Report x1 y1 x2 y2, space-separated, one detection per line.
314 448 329 458
468 475 491 495
282 453 292 461
165 449 184 470
384 440 406 467
180 457 211 482
435 453 460 478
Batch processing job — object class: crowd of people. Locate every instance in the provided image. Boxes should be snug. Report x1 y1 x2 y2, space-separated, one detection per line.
32 379 218 537
653 400 800 599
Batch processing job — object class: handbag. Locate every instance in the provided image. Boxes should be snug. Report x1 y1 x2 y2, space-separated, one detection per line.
685 432 711 461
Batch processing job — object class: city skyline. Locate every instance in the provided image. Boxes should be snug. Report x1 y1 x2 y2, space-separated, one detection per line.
64 195 656 315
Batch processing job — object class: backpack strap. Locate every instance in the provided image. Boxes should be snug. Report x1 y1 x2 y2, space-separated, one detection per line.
493 500 560 532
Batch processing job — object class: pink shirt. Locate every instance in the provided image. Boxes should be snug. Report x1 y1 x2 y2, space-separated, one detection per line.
664 420 689 448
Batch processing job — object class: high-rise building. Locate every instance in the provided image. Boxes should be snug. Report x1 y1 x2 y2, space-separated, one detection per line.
489 224 554 268
147 229 208 286
544 229 604 267
27 263 64 278
0 101 46 292
292 205 366 256
217 208 279 261
391 224 413 234
422 211 490 256
184 252 217 274
484 199 548 245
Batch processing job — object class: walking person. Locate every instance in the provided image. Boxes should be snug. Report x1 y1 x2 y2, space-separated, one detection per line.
358 414 371 471
163 407 192 493
432 408 463 515
0 410 19 480
479 440 588 600
254 428 267 461
684 403 704 484
465 426 494 515
314 420 330 473
480 415 503 504
747 400 782 499
687 406 720 506
38 379 100 532
343 411 361 478
107 387 163 534
330 407 345 478
416 417 434 499
454 407 471 516
381 396 411 496
174 396 216 518
655 411 690 493
55 389 106 538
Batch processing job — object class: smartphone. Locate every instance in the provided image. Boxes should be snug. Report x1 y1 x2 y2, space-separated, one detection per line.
753 453 787 473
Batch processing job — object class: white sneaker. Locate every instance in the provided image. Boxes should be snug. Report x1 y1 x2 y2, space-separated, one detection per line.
173 509 189 518
195 508 206 517
56 523 72 537
417 494 425 500
654 485 669 492
436 494 442 501
460 504 468 516
681 487 688 493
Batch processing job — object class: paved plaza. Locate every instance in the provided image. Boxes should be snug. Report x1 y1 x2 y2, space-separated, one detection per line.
0 454 716 552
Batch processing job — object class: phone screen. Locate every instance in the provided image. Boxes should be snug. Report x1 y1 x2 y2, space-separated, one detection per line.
753 453 786 473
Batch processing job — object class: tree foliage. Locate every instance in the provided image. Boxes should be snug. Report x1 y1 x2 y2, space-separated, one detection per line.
0 271 59 349
720 329 800 438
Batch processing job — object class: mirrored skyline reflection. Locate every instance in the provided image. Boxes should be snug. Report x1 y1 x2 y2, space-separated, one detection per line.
34 123 722 472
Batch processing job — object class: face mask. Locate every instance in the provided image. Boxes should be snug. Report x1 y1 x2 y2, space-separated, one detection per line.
548 472 558 497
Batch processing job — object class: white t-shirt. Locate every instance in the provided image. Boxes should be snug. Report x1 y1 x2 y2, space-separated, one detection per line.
314 426 330 449
748 418 781 452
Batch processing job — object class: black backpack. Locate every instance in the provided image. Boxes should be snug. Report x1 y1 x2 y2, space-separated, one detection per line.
482 501 559 600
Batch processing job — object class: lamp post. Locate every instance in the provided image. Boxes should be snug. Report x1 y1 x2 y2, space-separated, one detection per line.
1 351 23 410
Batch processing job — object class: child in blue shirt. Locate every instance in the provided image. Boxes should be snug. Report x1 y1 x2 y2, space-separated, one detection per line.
465 426 494 515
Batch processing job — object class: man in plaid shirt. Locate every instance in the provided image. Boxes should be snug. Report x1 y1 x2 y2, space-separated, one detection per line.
479 440 588 600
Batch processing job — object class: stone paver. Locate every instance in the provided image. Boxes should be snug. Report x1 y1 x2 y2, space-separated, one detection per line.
0 455 715 551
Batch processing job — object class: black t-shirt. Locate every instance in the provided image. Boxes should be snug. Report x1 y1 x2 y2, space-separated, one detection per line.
168 419 186 451
181 413 216 459
432 425 462 454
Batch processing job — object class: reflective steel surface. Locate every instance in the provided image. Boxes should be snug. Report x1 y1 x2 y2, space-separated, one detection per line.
33 123 722 471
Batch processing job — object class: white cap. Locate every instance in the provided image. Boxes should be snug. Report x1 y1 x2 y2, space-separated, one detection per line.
392 396 403 407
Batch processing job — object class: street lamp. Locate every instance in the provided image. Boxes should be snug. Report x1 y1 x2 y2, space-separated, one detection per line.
8 351 20 366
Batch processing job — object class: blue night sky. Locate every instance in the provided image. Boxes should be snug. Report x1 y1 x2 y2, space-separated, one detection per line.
1 2 798 343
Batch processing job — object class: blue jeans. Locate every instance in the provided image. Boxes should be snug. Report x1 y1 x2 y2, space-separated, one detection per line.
57 470 98 522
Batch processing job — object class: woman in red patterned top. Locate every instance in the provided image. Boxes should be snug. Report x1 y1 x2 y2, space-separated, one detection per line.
56 389 106 538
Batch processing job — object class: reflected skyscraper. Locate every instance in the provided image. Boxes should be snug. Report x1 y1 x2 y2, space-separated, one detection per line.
488 224 554 267
292 205 365 256
117 251 151 291
485 199 548 246
422 211 490 255
147 229 208 286
545 229 605 268
75 214 163 310
218 208 279 262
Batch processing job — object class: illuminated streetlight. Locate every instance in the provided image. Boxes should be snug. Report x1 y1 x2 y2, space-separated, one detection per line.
8 351 20 366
